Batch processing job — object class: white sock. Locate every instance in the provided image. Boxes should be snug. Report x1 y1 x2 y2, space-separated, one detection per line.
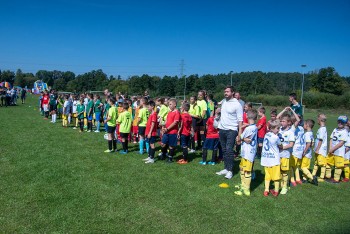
53 114 56 122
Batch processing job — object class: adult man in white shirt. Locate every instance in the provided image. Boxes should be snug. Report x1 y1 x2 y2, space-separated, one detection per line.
216 86 243 179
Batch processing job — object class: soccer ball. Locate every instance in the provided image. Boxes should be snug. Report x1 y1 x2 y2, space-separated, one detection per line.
104 134 108 140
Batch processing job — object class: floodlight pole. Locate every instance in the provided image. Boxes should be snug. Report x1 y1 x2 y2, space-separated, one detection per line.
300 64 307 109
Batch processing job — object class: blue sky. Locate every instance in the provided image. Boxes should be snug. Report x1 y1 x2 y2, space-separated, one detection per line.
1 0 349 78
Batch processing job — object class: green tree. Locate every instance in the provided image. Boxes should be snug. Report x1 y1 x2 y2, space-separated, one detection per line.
14 69 25 87
1 70 15 84
158 76 177 97
311 67 347 95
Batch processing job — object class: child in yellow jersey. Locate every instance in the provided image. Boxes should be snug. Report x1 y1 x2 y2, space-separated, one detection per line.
326 115 348 183
197 90 208 148
138 97 150 154
157 97 169 127
300 119 318 185
117 102 132 154
104 97 118 153
188 96 200 153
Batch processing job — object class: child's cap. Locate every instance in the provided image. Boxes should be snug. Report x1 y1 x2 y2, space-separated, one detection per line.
337 115 348 124
118 98 124 103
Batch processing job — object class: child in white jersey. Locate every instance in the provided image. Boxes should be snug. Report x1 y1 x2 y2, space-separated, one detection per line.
344 123 350 182
261 120 283 197
278 114 295 195
326 115 348 183
312 114 328 182
300 119 318 185
234 109 258 197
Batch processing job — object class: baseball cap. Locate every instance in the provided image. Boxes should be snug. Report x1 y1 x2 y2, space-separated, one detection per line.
118 98 124 103
337 115 348 124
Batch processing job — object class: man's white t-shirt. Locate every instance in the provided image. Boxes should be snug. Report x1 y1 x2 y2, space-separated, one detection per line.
218 98 243 131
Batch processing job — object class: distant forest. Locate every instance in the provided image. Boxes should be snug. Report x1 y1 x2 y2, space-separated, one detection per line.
1 67 349 100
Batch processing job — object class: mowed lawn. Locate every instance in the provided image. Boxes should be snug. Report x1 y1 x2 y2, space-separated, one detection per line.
1 95 349 233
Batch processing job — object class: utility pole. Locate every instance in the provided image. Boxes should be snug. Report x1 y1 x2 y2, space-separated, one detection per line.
180 59 185 100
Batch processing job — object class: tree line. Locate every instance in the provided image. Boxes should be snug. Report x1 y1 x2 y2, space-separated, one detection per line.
1 67 349 100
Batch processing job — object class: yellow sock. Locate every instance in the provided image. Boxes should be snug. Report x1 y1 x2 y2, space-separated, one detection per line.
274 180 280 192
334 168 343 181
290 167 295 183
295 167 301 182
84 118 87 126
282 172 288 188
264 180 270 192
244 172 251 191
344 166 349 179
302 168 313 180
320 166 326 179
240 168 245 187
325 165 332 179
312 164 319 176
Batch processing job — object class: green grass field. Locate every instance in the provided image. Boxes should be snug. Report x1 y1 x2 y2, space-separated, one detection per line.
1 95 349 233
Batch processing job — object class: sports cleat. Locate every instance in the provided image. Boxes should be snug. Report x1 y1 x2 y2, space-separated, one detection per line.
199 161 207 165
104 149 114 153
207 161 216 165
280 188 288 195
263 191 269 197
73 127 77 129
269 189 279 197
216 169 229 176
234 184 241 189
296 180 303 185
87 130 91 132
166 158 174 163
326 178 340 184
225 171 233 179
143 157 151 161
311 176 318 186
189 149 196 154
318 178 325 182
145 158 155 164
290 181 297 187
234 189 250 196
177 159 188 164
341 178 349 182
94 130 100 133
119 150 128 154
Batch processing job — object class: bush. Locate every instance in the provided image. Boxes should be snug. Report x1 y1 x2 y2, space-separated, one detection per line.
245 91 349 109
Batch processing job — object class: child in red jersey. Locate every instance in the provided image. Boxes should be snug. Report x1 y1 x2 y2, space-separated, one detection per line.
160 98 180 163
143 101 158 164
257 106 267 158
178 103 193 164
200 109 220 165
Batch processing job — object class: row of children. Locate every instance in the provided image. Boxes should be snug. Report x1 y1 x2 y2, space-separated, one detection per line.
232 105 349 197
103 94 220 164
